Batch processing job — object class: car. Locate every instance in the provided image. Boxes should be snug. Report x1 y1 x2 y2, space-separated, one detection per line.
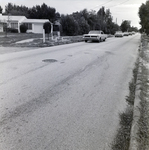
115 31 123 37
132 31 136 35
128 32 133 35
83 30 107 42
123 32 129 36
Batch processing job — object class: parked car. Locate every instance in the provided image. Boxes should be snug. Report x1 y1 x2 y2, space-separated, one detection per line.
123 32 129 36
83 30 107 42
115 31 123 37
128 32 133 35
132 31 136 35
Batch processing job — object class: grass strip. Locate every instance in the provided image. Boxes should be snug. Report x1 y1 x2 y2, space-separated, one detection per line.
137 34 149 150
111 56 140 150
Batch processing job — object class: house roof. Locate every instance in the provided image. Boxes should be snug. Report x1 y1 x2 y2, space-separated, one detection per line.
0 14 51 25
21 19 50 24
0 14 26 22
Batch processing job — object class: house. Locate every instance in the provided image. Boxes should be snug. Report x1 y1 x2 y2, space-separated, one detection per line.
0 13 51 34
0 13 26 32
21 18 49 34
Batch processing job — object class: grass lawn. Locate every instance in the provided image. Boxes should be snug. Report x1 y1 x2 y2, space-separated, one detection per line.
0 32 83 47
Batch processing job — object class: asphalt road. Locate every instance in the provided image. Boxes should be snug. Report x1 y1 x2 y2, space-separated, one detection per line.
0 34 140 150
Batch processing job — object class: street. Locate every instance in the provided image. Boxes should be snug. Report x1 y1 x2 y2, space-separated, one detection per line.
0 34 140 150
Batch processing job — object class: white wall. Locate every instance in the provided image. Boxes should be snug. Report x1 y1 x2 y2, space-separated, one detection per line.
34 23 43 34
0 24 3 32
26 23 43 34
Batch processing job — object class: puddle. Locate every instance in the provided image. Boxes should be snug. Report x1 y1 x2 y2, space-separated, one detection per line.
42 59 58 63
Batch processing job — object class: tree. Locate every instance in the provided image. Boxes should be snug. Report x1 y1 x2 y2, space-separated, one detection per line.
4 3 29 16
104 9 113 34
0 6 3 13
138 1 149 34
121 20 131 32
28 3 57 22
72 11 90 34
97 7 106 31
87 10 97 30
43 22 51 40
77 17 90 34
60 15 79 36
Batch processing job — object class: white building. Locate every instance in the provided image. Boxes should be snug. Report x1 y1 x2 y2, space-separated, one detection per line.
0 13 50 34
0 13 26 32
21 19 49 34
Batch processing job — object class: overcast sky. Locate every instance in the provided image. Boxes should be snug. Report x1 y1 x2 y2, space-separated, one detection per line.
0 0 147 28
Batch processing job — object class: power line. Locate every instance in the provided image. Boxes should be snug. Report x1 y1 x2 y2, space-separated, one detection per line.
109 0 130 8
92 0 130 10
91 0 113 9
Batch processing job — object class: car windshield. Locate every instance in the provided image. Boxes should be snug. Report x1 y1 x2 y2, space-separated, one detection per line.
116 31 122 33
89 31 101 34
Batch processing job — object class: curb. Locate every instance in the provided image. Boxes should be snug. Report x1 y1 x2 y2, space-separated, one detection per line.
129 80 141 150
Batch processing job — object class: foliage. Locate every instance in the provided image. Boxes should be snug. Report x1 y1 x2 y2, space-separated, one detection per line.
3 3 59 22
61 7 119 35
43 22 52 40
138 1 149 34
28 3 58 22
60 15 79 36
72 11 90 34
20 24 27 33
3 26 18 33
120 20 131 32
0 6 3 13
43 22 51 34
4 3 29 17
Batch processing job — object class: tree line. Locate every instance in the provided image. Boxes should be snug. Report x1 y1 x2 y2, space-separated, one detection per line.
0 3 138 35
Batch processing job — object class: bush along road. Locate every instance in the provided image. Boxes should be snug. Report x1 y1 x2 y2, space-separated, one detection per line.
111 34 149 150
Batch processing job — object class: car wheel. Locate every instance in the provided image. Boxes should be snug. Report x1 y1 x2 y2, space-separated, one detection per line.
85 40 88 42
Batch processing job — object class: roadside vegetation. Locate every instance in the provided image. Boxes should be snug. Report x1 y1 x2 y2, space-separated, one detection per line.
139 0 149 34
111 57 139 150
112 34 149 150
137 34 149 149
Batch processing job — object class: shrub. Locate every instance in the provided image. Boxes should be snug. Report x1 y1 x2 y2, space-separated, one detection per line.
20 24 27 33
3 27 18 33
43 22 51 34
